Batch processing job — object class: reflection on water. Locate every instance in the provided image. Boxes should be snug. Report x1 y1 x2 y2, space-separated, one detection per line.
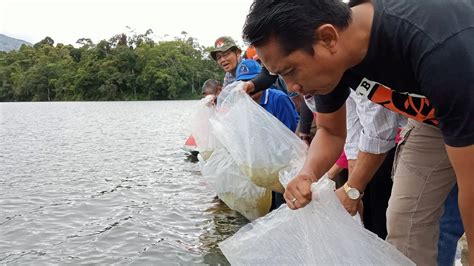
0 101 248 264
200 201 248 265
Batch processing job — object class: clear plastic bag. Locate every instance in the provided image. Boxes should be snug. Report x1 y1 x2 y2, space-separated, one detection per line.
212 82 307 193
279 163 364 226
191 95 217 160
219 177 414 265
200 148 272 221
278 158 304 189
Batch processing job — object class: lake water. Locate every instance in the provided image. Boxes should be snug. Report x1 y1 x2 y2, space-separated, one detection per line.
0 101 247 264
0 101 469 265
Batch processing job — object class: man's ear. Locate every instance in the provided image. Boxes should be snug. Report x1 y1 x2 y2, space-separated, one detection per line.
315 24 339 54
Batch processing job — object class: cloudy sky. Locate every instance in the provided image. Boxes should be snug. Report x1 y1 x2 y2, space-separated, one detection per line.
0 0 254 47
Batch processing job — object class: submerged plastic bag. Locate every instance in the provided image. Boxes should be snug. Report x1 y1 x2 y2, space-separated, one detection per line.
200 148 272 221
212 82 307 193
219 177 414 265
191 95 216 160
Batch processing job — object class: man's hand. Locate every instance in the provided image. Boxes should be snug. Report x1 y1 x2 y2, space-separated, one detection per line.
205 95 217 107
242 81 255 94
335 187 363 216
282 103 347 210
284 173 313 209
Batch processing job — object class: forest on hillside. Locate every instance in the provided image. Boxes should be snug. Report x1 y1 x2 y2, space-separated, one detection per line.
0 30 224 101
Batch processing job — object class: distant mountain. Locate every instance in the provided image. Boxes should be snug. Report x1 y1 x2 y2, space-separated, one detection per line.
0 34 32 52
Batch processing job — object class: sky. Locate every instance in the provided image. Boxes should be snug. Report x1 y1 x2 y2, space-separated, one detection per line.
0 0 254 48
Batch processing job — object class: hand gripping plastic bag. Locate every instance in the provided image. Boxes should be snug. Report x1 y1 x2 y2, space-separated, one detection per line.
200 148 272 221
211 82 307 193
191 95 217 160
279 163 364 226
219 177 415 265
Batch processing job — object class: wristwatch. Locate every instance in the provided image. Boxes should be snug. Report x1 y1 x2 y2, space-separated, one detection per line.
343 182 364 200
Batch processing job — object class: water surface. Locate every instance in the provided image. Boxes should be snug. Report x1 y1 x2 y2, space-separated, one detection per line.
0 101 247 264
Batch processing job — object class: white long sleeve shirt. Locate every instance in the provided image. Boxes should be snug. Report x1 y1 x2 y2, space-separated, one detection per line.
304 91 406 160
344 90 406 160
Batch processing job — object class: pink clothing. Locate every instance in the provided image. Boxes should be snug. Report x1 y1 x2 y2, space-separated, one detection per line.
335 152 348 169
395 128 402 144
313 111 348 169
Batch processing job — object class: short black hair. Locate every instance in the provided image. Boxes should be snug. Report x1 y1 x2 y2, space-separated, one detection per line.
348 0 369 7
243 0 352 55
201 79 222 94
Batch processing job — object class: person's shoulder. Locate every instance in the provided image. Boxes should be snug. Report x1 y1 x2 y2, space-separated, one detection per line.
378 0 474 41
268 88 288 97
267 88 295 108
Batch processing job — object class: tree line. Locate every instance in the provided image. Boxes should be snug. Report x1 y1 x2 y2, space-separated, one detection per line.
0 30 224 101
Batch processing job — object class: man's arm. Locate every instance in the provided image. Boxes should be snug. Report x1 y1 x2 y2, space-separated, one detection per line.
243 65 278 94
284 103 347 209
337 91 401 215
337 151 387 215
446 145 474 262
297 99 315 145
326 163 345 180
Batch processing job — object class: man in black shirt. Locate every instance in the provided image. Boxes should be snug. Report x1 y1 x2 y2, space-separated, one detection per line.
243 0 473 265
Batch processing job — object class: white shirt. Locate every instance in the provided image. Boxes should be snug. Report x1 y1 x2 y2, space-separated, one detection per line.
304 91 407 160
344 90 406 160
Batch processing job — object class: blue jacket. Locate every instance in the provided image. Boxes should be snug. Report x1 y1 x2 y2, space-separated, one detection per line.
259 88 299 132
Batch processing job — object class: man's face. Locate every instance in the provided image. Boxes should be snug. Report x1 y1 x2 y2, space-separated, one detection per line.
256 37 345 95
215 49 240 73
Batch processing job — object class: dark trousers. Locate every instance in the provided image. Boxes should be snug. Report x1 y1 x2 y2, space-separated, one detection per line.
361 147 395 239
270 191 285 211
333 148 395 239
437 184 464 266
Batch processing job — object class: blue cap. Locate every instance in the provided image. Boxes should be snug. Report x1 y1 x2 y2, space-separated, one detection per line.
236 59 262 81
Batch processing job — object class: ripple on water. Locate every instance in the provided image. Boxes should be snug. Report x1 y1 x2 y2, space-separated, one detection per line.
0 101 248 264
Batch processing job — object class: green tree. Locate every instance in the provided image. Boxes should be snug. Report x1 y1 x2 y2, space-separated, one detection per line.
0 31 225 101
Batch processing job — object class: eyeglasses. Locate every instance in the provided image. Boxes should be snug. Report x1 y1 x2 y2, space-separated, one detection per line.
215 50 234 61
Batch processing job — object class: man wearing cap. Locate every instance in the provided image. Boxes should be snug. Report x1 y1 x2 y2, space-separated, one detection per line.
210 36 242 88
236 59 300 211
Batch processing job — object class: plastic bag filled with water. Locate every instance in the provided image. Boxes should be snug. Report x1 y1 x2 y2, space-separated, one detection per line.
200 148 272 221
212 82 307 193
191 95 217 160
219 177 415 265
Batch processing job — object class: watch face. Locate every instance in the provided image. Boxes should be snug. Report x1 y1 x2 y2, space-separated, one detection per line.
347 188 360 200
